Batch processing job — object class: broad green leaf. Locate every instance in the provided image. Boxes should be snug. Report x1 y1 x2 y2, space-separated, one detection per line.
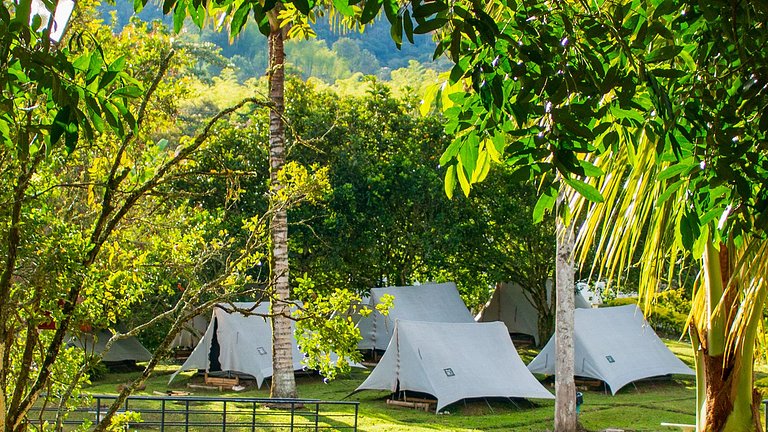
293 0 314 15
332 0 355 16
50 106 71 146
403 9 414 44
657 162 693 181
108 56 126 72
563 177 604 202
111 86 143 98
382 0 397 24
86 52 103 83
456 162 471 197
360 0 382 24
458 134 478 174
420 82 438 117
439 137 462 165
412 0 447 18
645 45 683 63
533 186 557 223
610 106 645 123
413 18 447 35
656 178 685 205
444 164 456 199
578 159 604 177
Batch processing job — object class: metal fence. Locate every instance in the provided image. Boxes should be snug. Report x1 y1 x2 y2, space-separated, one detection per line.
29 394 359 431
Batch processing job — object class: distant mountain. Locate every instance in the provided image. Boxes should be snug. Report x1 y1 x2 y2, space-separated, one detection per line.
99 1 447 81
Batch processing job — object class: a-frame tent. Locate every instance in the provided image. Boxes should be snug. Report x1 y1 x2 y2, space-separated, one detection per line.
354 320 554 412
74 329 152 365
476 281 591 345
170 302 303 388
357 282 474 351
527 304 694 394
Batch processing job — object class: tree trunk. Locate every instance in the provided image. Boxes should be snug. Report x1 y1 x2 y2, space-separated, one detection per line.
554 193 576 432
267 11 297 400
691 241 764 432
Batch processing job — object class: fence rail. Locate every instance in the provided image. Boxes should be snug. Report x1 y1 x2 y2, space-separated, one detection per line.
29 394 359 431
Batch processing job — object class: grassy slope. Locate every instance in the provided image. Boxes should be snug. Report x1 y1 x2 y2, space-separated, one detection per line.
82 339 710 432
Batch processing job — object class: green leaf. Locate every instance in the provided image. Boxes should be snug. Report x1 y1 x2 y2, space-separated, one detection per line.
679 209 700 250
657 162 693 181
456 162 471 197
439 137 462 165
413 18 447 34
578 159 604 177
99 71 119 89
564 177 604 202
412 0 447 18
382 0 397 24
64 129 78 154
390 11 403 47
230 1 251 36
458 134 479 174
108 56 126 72
403 9 414 44
50 106 71 146
610 106 645 123
332 0 355 16
293 0 314 15
645 45 683 63
444 164 456 199
86 52 103 83
162 0 176 15
173 2 186 33
360 0 382 24
533 185 557 223
12 0 31 25
111 86 143 98
657 178 685 205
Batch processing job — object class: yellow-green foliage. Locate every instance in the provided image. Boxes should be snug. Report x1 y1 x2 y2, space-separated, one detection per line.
604 289 691 338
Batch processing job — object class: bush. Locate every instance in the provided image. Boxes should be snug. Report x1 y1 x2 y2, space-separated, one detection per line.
602 289 690 339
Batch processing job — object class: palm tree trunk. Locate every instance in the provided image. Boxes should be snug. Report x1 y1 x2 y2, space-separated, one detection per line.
554 192 576 431
267 12 297 399
692 241 764 431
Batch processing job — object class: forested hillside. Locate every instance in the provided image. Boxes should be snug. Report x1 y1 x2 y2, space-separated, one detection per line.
99 1 447 84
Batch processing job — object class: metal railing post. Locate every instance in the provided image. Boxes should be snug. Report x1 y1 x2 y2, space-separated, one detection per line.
314 402 319 432
251 401 256 432
185 399 190 432
161 399 166 432
290 401 295 432
222 400 227 432
354 403 359 432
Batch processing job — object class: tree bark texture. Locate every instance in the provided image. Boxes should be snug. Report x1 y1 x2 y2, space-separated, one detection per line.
691 242 763 432
554 196 576 432
267 16 297 399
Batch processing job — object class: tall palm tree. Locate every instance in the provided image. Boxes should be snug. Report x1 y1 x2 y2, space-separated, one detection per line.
265 5 296 399
570 129 768 431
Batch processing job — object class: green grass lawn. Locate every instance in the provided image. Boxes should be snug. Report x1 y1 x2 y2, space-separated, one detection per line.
77 339 730 431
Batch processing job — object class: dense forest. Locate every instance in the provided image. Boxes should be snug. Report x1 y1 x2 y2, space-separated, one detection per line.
99 1 449 84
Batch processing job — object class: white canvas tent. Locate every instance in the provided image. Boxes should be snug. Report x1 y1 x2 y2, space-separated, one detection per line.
171 314 209 350
354 320 554 411
170 302 303 388
357 282 474 351
527 305 694 394
74 329 152 364
476 281 591 345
